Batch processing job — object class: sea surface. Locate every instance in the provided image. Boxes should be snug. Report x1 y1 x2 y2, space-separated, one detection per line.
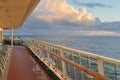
19 35 120 60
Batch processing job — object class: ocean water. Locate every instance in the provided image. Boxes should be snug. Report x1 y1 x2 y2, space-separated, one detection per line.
21 35 120 60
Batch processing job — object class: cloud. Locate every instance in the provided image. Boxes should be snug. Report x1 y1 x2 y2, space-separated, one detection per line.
36 0 95 26
81 3 114 8
70 0 113 8
12 0 120 36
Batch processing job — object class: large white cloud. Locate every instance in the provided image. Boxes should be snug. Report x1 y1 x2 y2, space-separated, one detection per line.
36 0 95 26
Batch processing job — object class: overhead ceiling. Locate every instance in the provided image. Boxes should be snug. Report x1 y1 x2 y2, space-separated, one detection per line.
0 0 40 29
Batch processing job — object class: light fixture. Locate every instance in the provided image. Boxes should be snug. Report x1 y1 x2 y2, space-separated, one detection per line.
0 28 2 31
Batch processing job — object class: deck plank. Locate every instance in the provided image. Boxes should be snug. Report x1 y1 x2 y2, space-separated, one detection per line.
7 46 51 80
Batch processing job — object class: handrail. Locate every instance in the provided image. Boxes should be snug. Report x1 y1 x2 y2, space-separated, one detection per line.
40 47 110 80
34 53 71 80
24 39 120 80
35 40 120 65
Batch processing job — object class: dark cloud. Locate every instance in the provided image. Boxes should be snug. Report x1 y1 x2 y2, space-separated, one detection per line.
70 1 114 8
81 3 114 8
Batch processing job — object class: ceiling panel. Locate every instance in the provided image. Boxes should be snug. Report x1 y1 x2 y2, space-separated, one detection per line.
0 0 40 29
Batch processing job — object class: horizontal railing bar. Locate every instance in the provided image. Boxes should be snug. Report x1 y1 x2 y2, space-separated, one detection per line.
35 54 71 80
31 39 120 65
40 47 111 80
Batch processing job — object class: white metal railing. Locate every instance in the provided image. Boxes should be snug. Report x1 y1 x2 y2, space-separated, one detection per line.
24 39 120 80
0 46 12 80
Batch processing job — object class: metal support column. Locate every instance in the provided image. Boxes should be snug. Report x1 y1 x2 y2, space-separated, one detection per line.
0 28 3 44
2 29 4 43
11 28 13 47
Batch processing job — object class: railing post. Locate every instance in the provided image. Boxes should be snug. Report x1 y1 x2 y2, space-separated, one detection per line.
87 57 93 79
46 45 51 61
97 58 104 75
79 54 84 80
72 54 77 80
39 48 42 55
60 49 67 74
114 64 118 80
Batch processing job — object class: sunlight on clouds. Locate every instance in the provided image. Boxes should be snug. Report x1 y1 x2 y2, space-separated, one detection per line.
86 31 119 36
37 0 95 26
72 31 119 36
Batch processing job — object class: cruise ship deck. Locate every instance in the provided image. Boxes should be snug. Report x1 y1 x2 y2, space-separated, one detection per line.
0 0 120 80
7 46 51 80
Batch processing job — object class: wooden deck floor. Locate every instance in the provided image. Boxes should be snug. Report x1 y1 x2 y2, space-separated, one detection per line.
7 46 51 80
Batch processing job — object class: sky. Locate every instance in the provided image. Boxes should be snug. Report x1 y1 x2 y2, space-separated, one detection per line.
7 0 120 36
68 0 120 22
